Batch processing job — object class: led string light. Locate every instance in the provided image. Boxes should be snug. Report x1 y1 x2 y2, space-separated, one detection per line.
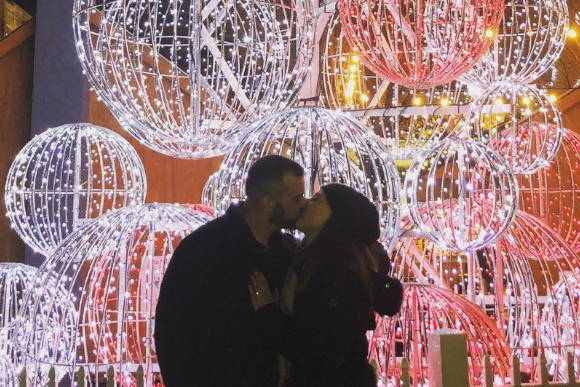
461 0 569 87
73 0 315 159
4 123 147 257
338 0 505 89
208 107 401 249
14 204 211 386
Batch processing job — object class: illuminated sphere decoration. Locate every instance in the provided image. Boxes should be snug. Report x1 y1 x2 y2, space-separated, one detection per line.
15 204 211 385
404 138 518 252
368 283 511 386
540 274 580 380
518 128 580 253
4 123 147 257
391 235 539 354
338 0 505 89
201 172 219 210
461 0 569 86
0 264 40 386
210 107 401 247
467 82 563 174
0 350 16 387
320 12 472 160
73 0 315 159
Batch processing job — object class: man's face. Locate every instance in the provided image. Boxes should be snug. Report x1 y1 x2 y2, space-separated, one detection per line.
268 174 306 229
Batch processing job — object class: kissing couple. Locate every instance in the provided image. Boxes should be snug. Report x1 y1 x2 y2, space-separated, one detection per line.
155 155 403 387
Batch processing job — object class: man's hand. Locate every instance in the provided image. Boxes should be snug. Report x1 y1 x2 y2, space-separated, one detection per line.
248 271 275 311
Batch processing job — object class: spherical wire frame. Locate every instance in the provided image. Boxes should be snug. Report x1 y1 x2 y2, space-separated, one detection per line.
14 204 212 386
210 107 401 249
73 0 316 159
4 123 147 257
461 0 569 86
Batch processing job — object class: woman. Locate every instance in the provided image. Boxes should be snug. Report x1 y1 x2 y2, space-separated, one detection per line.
249 183 403 387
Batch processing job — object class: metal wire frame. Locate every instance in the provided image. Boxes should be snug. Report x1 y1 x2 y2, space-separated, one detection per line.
13 204 211 386
404 137 519 252
392 210 580 382
4 123 147 257
73 0 315 159
367 283 512 387
337 0 505 89
467 82 564 175
208 107 401 249
391 235 539 357
319 10 473 161
517 128 580 254
461 0 569 87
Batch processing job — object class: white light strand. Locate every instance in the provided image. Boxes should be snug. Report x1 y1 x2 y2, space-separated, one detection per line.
207 107 401 249
461 0 569 86
14 204 212 385
73 0 315 159
4 123 147 257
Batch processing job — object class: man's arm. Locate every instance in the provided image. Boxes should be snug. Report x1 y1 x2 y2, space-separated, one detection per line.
154 234 207 386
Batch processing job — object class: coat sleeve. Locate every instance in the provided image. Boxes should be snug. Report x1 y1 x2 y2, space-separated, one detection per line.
370 271 403 317
255 270 370 368
154 234 209 386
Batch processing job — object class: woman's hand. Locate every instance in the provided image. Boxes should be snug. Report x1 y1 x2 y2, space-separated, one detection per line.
248 271 275 311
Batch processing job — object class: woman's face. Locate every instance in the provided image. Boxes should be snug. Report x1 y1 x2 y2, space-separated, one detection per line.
296 191 332 233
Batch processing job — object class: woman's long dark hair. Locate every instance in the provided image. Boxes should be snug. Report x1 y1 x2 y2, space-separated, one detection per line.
295 214 377 304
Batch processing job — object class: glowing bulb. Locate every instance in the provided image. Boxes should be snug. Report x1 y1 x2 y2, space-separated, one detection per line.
548 94 558 103
567 28 578 39
351 55 360 64
412 95 424 106
484 28 496 39
521 96 531 105
361 94 369 103
349 64 358 72
440 97 450 107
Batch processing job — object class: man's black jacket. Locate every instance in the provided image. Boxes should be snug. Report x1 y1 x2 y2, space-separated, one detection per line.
154 204 296 386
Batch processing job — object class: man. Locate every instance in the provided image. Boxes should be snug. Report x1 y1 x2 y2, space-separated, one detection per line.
155 155 306 386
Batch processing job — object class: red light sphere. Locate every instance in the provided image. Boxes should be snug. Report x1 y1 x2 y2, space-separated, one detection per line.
338 0 505 89
368 283 511 386
517 128 580 253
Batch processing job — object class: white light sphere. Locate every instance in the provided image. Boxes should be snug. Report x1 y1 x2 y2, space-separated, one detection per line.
0 264 40 386
404 138 518 252
0 349 16 387
15 204 211 385
467 82 563 174
540 274 580 380
461 0 568 86
4 123 147 257
73 0 315 159
210 107 401 247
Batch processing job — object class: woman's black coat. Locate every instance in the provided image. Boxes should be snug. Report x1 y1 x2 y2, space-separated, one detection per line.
255 266 403 387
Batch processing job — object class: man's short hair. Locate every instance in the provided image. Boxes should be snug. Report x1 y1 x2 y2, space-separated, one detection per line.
245 155 304 199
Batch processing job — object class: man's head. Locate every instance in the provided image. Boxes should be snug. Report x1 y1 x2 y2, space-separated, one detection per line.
245 156 306 229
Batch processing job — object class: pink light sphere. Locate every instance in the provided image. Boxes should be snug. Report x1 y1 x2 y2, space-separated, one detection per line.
368 283 511 386
338 0 505 89
517 128 580 253
489 122 563 175
390 234 539 354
